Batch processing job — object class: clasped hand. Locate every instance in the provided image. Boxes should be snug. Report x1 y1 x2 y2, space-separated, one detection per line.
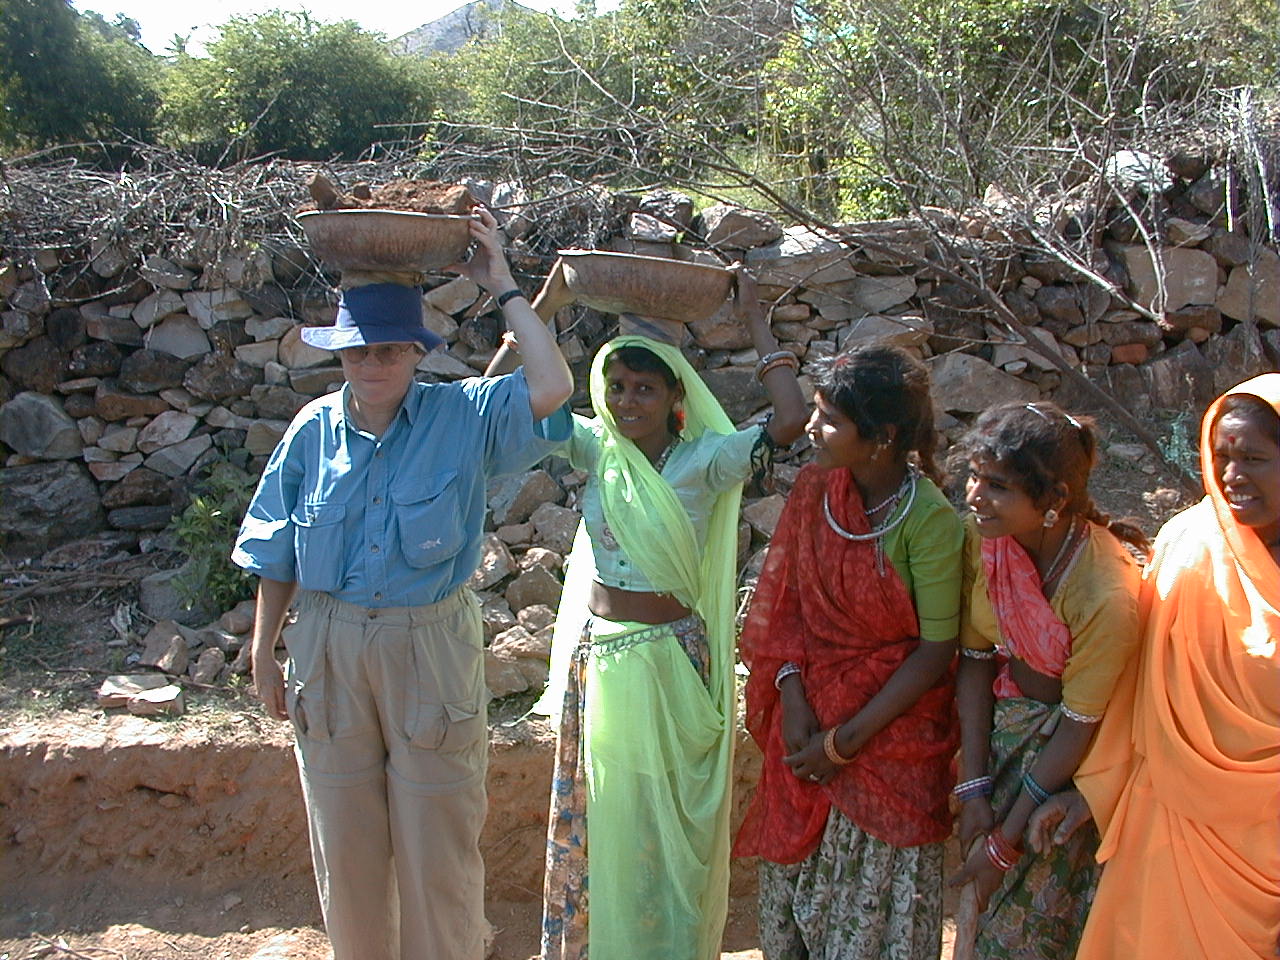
779 680 838 786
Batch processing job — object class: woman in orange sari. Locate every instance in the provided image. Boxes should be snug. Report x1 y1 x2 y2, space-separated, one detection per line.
1073 374 1280 959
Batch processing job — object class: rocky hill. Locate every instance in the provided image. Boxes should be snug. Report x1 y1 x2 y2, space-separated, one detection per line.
391 0 531 56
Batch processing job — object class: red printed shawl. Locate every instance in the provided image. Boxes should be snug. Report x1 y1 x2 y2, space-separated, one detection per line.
734 465 957 863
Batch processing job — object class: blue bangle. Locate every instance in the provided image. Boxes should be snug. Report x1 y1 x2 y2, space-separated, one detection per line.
496 288 524 307
1022 771 1052 805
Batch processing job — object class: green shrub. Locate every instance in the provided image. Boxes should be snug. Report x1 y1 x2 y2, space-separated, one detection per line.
169 459 257 615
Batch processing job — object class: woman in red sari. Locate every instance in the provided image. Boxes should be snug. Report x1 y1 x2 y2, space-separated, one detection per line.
735 345 964 960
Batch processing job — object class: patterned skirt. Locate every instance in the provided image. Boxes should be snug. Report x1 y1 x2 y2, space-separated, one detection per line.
757 808 944 960
541 613 719 960
975 697 1100 960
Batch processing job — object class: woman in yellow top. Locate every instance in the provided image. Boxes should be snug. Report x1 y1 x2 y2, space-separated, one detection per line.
950 401 1147 959
1072 374 1280 959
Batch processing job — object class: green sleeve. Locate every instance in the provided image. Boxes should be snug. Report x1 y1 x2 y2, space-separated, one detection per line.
885 480 964 642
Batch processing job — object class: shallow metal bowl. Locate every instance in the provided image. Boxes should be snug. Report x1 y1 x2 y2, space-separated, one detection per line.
558 250 733 323
298 210 472 272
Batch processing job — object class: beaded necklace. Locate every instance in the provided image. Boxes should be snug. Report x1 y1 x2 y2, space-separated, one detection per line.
822 467 919 575
652 437 678 473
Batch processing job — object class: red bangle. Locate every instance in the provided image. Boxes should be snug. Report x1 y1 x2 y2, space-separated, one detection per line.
984 829 1022 871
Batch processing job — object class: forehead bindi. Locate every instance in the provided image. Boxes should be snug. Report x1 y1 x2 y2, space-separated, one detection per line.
1215 413 1279 454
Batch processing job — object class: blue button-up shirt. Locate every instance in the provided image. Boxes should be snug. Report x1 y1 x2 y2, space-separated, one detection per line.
232 370 571 607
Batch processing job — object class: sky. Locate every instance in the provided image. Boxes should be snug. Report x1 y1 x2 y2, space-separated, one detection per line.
73 0 568 55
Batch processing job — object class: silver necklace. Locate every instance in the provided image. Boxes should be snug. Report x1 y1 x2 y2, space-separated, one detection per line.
823 469 919 575
1040 518 1084 590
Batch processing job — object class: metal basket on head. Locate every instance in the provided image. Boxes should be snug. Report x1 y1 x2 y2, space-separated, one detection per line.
298 210 472 273
558 250 733 323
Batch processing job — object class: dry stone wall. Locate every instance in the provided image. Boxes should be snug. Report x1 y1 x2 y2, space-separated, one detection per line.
2 156 1277 700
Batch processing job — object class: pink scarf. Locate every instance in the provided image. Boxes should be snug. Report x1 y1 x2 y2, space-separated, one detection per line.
982 535 1073 697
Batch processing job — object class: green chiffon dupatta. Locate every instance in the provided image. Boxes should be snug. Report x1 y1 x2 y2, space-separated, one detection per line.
544 335 743 960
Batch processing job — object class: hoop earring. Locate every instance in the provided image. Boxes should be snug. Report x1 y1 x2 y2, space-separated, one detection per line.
1042 508 1059 528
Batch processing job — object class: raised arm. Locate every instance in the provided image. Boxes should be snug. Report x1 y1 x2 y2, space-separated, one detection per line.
732 265 808 445
449 209 571 418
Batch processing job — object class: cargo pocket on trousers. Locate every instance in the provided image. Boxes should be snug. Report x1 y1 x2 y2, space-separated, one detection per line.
283 617 330 743
407 700 485 752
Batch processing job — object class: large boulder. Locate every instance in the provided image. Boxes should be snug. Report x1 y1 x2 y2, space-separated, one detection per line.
748 227 861 287
0 461 105 553
1118 245 1218 313
1 336 67 393
688 303 754 351
136 411 199 454
529 502 579 555
1140 340 1217 410
139 566 214 626
94 380 170 421
697 366 769 422
67 341 123 378
929 353 1039 413
700 204 783 249
146 315 211 359
1217 249 1280 327
838 314 933 351
0 392 82 459
118 349 191 394
183 354 261 402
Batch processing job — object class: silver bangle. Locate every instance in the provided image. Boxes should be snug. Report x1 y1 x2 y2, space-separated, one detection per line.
774 661 801 690
1061 704 1102 724
962 647 998 660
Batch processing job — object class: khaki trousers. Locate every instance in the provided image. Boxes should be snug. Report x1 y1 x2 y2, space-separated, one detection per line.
283 589 488 960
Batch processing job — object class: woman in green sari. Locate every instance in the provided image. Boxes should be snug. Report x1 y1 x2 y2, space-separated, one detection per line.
537 270 807 960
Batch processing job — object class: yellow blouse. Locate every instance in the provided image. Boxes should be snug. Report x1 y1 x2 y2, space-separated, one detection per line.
960 516 1142 719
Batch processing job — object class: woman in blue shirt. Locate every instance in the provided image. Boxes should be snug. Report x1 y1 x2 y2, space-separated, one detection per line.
233 209 572 960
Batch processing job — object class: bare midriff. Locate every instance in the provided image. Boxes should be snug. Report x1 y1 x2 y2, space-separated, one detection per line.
589 581 692 624
1008 657 1064 704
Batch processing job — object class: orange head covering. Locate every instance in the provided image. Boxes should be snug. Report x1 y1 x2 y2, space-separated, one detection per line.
1075 373 1280 960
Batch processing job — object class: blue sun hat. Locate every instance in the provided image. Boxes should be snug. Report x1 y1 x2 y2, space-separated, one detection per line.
300 283 445 353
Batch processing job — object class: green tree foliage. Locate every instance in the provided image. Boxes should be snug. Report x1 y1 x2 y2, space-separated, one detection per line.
0 0 161 150
433 0 789 185
161 11 438 161
756 0 1279 218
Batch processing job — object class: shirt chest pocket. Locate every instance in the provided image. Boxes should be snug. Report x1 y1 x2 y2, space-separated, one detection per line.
291 500 346 593
394 470 465 568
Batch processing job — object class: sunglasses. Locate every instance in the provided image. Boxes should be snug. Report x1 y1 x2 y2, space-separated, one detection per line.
340 343 419 365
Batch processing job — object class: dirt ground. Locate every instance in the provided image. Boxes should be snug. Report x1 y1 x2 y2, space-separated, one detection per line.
0 435 1196 960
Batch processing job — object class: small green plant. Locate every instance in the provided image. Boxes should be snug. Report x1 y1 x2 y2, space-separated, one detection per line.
169 459 257 615
1157 412 1201 481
